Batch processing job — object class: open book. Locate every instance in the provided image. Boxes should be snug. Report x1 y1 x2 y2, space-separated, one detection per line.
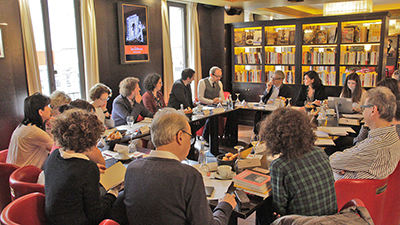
100 161 126 190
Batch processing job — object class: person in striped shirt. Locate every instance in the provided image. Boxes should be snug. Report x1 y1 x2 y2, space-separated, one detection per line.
330 86 400 180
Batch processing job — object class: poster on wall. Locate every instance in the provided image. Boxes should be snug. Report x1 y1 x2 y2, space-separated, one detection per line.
118 3 149 64
0 28 4 58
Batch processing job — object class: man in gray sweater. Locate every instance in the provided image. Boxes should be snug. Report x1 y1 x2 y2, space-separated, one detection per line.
124 108 237 225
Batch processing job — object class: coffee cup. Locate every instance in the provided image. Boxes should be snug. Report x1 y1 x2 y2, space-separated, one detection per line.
218 165 232 178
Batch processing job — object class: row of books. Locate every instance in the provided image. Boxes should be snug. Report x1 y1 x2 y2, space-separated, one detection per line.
340 51 379 65
341 72 378 87
342 24 380 43
317 70 336 86
234 30 262 46
235 52 262 64
265 52 295 64
302 51 336 65
266 70 295 84
235 70 262 82
303 26 337 44
265 30 296 45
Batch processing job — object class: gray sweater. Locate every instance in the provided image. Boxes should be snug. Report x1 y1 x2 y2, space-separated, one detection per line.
124 157 233 225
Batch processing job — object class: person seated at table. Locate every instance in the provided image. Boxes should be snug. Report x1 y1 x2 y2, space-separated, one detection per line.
142 73 166 113
295 70 327 108
256 108 337 224
44 109 122 225
112 77 154 126
330 87 400 181
89 83 115 129
392 69 400 82
377 78 400 99
7 93 53 168
253 70 292 136
198 66 225 105
339 73 366 112
49 90 71 116
123 108 236 224
168 68 196 110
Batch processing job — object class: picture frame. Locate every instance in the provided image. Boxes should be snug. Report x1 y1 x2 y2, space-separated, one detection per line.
0 28 4 58
118 3 149 64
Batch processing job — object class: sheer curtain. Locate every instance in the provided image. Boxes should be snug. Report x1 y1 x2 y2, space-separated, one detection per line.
161 0 174 103
187 2 202 99
81 0 100 100
19 0 42 95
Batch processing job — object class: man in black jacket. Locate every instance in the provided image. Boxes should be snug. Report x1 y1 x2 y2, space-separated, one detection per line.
168 68 196 110
253 70 292 136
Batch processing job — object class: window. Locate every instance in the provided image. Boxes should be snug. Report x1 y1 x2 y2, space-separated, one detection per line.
168 2 188 81
29 0 84 99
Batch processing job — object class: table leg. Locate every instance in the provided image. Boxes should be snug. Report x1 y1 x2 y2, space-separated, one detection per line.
228 214 238 225
209 116 219 156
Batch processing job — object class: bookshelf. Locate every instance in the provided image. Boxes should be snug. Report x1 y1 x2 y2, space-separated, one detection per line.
230 12 389 103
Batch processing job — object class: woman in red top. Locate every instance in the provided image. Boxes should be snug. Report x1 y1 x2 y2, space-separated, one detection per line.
142 73 166 113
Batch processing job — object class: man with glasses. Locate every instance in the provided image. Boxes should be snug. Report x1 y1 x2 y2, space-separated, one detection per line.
330 86 400 181
124 108 236 224
253 70 292 136
198 66 225 105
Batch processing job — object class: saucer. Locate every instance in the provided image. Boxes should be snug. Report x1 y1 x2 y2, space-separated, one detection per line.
114 154 130 161
214 171 236 180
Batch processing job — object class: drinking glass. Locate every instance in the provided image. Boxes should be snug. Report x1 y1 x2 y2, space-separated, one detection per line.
235 93 241 105
217 97 223 108
259 95 264 105
286 98 292 107
126 116 134 134
234 145 244 173
198 137 209 174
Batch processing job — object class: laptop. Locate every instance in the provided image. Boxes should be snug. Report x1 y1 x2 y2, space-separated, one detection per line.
335 101 360 126
328 97 353 114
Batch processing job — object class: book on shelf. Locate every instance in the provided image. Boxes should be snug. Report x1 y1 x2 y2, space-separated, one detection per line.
289 30 295 45
234 31 245 46
368 24 380 42
328 27 337 44
233 170 271 194
315 30 327 44
303 28 315 44
359 26 368 42
253 30 262 45
341 28 354 43
277 30 289 44
265 31 277 45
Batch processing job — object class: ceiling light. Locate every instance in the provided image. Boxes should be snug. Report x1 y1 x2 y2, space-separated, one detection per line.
323 0 373 16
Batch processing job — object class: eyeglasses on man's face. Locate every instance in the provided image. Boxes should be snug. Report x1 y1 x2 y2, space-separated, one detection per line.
178 129 195 145
360 104 374 112
212 74 222 79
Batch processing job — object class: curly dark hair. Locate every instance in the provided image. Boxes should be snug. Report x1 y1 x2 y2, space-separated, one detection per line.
58 99 95 114
51 109 105 153
259 108 316 160
144 73 162 92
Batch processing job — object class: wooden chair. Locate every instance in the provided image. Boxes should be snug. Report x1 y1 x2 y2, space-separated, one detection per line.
1 192 45 225
0 163 18 212
381 162 400 225
9 165 44 201
335 178 389 225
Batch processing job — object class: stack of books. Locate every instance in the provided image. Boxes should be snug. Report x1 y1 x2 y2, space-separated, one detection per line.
233 170 271 195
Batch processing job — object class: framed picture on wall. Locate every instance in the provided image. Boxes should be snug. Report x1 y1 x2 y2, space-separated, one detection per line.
118 3 149 64
0 28 4 58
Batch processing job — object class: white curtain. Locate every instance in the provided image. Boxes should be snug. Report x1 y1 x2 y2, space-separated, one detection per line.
161 0 174 103
187 2 202 99
19 0 42 95
81 0 99 100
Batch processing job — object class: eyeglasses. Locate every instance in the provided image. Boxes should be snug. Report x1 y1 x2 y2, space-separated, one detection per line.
179 129 195 145
360 104 374 111
212 74 223 79
271 77 283 80
99 97 109 101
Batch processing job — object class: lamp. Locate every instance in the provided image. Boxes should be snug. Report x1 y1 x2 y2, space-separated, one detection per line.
323 0 373 16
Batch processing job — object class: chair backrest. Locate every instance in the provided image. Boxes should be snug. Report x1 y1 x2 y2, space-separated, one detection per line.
381 162 400 225
9 165 44 201
0 163 19 212
99 219 120 225
339 198 366 211
223 91 230 100
1 192 45 225
0 149 8 163
335 178 388 225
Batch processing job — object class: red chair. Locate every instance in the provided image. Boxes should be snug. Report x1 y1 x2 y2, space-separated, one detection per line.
0 149 8 163
9 165 44 201
381 162 400 225
335 178 388 225
1 192 45 225
99 219 120 225
339 198 365 211
0 163 18 212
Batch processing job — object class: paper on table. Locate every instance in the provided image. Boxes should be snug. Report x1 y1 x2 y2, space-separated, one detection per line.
317 127 355 136
339 118 360 126
315 130 329 138
342 114 364 119
315 138 335 146
100 161 126 190
102 150 119 160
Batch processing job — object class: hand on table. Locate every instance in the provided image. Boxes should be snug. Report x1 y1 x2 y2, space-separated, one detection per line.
212 98 220 104
221 193 237 209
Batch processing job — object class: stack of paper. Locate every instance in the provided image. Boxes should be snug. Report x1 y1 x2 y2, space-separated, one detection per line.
317 127 355 136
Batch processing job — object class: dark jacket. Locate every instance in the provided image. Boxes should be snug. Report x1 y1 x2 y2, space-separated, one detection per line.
112 95 154 126
295 84 327 106
262 84 292 103
168 79 193 109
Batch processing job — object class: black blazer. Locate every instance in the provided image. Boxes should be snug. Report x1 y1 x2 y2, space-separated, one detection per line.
262 84 292 103
295 84 327 106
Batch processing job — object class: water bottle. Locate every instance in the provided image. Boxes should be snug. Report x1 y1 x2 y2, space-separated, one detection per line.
228 94 233 110
180 104 184 111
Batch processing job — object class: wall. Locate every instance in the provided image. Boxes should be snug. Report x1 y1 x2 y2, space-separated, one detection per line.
0 0 29 150
95 0 162 109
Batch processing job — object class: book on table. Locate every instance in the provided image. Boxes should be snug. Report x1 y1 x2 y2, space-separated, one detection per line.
100 161 126 190
233 170 271 194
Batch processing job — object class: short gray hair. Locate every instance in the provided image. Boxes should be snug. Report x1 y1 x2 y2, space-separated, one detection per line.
209 66 221 76
274 70 285 79
151 108 189 148
363 86 396 122
49 91 71 109
393 69 400 81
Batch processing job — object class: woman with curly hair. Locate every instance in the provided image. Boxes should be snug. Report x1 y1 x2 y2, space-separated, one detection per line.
340 73 366 112
295 70 327 107
89 83 115 128
7 93 54 168
256 108 337 224
44 109 122 225
142 73 166 113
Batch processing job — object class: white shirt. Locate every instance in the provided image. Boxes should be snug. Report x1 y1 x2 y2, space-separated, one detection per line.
149 150 180 162
197 77 224 104
268 84 282 102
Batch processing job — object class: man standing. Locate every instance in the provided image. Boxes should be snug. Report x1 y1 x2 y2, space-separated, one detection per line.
253 70 292 136
168 68 196 110
124 108 236 224
330 86 400 180
198 66 225 105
